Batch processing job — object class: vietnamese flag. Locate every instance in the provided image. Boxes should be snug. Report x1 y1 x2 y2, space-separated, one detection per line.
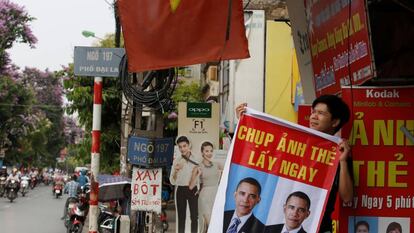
117 0 250 72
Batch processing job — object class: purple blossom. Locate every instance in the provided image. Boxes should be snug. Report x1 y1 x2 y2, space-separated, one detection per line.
168 111 178 119
1 0 37 70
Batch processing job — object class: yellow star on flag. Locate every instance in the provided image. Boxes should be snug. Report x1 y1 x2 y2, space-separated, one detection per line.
170 0 181 12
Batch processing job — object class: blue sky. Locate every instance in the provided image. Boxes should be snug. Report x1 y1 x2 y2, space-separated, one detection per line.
9 0 115 71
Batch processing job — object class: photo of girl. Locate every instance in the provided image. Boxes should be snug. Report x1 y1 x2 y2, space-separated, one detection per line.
189 141 223 233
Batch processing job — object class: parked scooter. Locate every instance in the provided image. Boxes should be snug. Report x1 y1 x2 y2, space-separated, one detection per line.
98 203 120 233
20 176 30 197
66 185 90 233
6 180 19 202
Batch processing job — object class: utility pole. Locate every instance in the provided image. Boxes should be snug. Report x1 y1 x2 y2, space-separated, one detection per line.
89 77 102 233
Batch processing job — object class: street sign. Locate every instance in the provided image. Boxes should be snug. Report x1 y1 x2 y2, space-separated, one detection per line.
74 46 125 77
127 136 174 167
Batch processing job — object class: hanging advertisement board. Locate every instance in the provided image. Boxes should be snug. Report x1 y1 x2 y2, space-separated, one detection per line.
306 0 375 96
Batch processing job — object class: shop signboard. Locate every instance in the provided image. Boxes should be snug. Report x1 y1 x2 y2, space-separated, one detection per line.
306 0 375 96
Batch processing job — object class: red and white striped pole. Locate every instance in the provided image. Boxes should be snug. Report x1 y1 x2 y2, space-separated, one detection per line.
89 77 102 233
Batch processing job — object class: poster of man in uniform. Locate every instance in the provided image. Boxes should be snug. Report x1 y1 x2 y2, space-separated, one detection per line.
209 108 343 233
340 86 414 233
171 102 222 233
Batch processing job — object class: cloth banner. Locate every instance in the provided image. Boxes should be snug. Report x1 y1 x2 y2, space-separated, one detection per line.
209 108 342 233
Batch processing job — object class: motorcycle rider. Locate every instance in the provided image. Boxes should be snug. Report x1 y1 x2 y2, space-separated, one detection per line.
77 169 89 188
61 174 80 219
6 168 20 193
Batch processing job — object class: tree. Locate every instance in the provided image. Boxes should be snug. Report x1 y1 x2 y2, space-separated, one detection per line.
0 0 37 71
16 68 66 167
0 75 37 163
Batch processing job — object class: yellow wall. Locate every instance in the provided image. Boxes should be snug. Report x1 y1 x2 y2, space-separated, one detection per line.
265 21 298 123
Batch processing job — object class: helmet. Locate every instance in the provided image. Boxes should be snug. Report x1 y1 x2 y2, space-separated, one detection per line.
12 168 18 173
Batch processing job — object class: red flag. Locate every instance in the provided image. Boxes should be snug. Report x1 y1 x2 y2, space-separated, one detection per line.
118 0 250 72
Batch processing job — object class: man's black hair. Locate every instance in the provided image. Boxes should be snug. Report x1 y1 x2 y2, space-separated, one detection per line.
176 136 190 145
355 220 370 232
285 191 311 210
236 177 261 196
312 94 351 133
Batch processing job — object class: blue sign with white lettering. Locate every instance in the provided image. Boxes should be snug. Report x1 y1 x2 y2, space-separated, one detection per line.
127 136 174 167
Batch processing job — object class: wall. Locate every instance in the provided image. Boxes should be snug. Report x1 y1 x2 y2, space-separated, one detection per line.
265 21 298 123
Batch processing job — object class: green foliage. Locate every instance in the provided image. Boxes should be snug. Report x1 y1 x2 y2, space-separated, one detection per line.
171 79 203 106
0 75 36 155
163 79 203 135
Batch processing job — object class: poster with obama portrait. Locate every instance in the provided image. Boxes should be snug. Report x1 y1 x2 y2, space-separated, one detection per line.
209 108 342 233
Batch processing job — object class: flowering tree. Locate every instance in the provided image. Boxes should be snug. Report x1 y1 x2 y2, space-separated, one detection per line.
17 68 66 165
0 75 36 157
0 0 37 71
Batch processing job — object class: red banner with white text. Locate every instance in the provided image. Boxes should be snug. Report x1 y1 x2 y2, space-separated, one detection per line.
306 0 374 96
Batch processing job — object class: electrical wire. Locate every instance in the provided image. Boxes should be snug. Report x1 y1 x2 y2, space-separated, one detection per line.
119 55 177 113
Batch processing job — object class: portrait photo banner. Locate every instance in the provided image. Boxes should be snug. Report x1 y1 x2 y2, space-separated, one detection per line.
209 108 342 233
340 86 414 233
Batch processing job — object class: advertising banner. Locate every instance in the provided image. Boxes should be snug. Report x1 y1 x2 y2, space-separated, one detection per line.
340 86 414 233
178 102 220 153
209 108 342 233
172 102 221 233
306 0 374 96
131 167 162 213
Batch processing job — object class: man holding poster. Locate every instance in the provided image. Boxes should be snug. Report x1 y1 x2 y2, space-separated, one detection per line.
208 95 353 233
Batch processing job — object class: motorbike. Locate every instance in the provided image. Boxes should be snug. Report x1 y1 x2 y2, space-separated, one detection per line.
98 204 120 233
6 180 19 202
30 175 37 189
53 182 64 198
0 176 6 197
20 176 30 197
66 185 90 233
43 175 50 186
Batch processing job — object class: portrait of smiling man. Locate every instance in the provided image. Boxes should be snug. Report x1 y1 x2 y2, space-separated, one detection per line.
223 177 265 233
265 191 311 233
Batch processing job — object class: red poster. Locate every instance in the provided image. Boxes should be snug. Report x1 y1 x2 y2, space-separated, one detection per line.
341 86 414 232
306 0 374 96
209 109 342 233
298 104 311 127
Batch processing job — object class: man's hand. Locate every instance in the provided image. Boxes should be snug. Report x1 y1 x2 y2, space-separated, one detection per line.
338 139 351 162
236 103 248 119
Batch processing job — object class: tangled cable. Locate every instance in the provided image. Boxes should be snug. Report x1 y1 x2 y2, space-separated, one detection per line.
119 55 177 113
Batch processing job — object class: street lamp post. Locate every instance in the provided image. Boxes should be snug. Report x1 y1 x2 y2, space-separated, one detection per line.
81 30 104 41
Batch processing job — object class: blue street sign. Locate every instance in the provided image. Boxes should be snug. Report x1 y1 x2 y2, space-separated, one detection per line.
127 136 174 167
74 46 125 77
